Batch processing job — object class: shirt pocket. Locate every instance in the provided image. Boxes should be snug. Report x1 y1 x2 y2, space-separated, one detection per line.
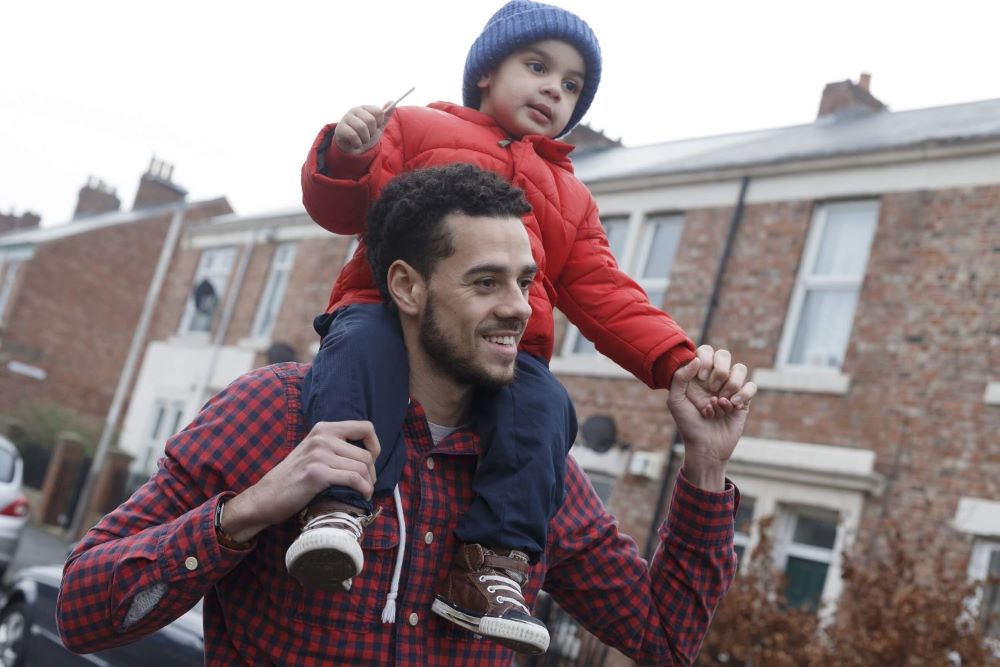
289 512 401 633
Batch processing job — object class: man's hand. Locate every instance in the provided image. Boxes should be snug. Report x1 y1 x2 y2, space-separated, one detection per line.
667 345 756 491
221 421 381 543
334 104 394 154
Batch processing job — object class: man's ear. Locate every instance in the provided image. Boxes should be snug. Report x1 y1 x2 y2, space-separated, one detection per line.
387 260 425 316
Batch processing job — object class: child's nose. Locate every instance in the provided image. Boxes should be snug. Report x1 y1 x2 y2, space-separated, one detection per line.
540 79 561 100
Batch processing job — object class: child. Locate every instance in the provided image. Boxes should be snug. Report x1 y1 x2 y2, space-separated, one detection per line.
292 0 697 654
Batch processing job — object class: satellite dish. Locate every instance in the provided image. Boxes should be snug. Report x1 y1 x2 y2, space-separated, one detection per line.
579 414 617 453
192 279 218 315
266 342 298 364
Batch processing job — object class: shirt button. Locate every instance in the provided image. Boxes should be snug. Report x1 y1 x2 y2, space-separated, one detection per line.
184 556 198 571
424 531 434 545
408 612 419 626
426 458 435 470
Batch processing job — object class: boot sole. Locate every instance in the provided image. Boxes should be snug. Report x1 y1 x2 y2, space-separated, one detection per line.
431 598 549 655
285 527 363 589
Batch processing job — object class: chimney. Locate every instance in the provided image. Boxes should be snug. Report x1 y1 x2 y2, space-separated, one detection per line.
132 157 187 210
562 123 623 155
73 176 121 219
817 72 887 119
0 210 42 235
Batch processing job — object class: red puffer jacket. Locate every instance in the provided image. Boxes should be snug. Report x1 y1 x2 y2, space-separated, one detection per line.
301 102 695 389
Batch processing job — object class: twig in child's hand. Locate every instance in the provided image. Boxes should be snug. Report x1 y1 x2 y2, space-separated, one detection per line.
383 86 416 116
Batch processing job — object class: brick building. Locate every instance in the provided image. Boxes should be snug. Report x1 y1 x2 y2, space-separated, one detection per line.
0 160 231 422
97 76 998 660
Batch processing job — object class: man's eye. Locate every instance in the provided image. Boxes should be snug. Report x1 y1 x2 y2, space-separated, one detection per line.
519 278 534 291
476 278 496 289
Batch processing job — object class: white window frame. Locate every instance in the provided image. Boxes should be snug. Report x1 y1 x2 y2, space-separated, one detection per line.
775 199 879 372
555 212 683 376
177 246 237 336
249 241 297 340
343 236 360 267
138 397 186 475
0 259 22 327
968 540 1000 646
689 436 877 614
734 496 756 566
774 506 839 610
955 497 1000 650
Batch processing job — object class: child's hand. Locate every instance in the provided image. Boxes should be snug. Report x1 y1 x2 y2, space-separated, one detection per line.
684 345 754 419
334 103 393 155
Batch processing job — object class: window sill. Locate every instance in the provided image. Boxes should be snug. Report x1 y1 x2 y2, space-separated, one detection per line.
549 354 632 380
953 497 1000 537
984 381 1000 405
167 332 212 347
752 367 851 395
236 336 271 353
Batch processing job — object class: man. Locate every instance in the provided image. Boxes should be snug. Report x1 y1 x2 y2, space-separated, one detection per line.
57 164 756 666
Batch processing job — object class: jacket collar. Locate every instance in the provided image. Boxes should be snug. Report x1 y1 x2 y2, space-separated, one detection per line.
429 101 576 168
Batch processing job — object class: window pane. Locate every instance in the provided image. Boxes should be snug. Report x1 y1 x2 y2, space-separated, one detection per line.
735 498 756 535
602 218 629 260
585 472 614 505
812 206 878 277
792 514 837 549
788 289 859 367
734 544 746 566
784 556 829 611
641 220 682 280
572 334 596 355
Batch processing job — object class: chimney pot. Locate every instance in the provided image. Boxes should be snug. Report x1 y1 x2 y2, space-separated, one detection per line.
859 73 871 91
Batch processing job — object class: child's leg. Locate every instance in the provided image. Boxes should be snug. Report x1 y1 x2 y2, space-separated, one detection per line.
433 353 575 654
300 303 410 510
454 352 577 562
290 303 409 588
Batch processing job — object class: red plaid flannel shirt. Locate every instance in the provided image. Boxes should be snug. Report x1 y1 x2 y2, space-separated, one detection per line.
57 363 738 666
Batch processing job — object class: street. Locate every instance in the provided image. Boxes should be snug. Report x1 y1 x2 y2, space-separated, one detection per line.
6 523 71 582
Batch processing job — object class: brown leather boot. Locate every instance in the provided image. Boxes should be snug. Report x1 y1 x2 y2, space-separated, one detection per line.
431 543 549 654
285 497 380 590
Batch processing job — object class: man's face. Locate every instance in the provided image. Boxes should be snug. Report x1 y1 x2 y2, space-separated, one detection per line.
417 213 536 391
477 39 586 139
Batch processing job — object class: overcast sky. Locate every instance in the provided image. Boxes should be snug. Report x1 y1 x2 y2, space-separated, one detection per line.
3 0 999 227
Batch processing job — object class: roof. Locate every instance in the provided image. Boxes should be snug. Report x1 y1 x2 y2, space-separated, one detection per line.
0 198 228 248
573 98 1000 184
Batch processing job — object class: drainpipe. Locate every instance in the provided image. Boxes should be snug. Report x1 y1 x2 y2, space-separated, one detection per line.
188 229 263 414
644 175 750 559
69 203 188 539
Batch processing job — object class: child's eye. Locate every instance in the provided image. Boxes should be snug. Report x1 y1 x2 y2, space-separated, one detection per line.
563 80 579 94
528 61 545 74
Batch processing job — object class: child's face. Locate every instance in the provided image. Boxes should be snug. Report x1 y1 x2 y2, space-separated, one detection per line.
476 39 585 139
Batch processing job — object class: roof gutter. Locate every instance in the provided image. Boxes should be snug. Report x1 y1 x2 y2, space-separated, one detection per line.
584 137 1000 195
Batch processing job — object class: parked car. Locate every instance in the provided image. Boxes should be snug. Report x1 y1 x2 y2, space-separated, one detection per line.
0 437 28 581
0 565 204 666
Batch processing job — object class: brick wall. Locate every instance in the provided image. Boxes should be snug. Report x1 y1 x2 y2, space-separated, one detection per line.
0 199 231 422
554 184 1000 571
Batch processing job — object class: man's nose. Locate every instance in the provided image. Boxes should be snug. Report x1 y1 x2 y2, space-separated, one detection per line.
495 284 532 321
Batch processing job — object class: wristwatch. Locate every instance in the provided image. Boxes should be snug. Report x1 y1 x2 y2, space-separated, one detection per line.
215 496 254 550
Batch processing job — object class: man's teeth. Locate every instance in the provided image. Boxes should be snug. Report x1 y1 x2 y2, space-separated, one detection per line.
485 335 516 346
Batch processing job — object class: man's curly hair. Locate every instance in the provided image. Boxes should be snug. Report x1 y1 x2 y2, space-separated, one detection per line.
366 163 532 307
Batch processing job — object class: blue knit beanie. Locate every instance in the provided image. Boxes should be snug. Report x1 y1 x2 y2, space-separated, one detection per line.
463 0 602 137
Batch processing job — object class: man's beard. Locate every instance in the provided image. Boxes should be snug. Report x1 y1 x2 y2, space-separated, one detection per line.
418 295 516 392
